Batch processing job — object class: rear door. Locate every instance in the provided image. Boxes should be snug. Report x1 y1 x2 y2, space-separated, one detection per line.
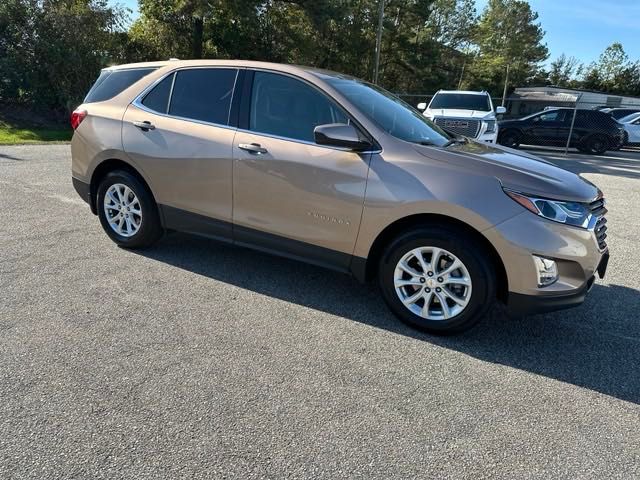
232 70 372 270
122 67 240 239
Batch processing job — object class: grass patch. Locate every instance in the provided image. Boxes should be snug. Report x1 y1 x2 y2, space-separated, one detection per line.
0 121 72 145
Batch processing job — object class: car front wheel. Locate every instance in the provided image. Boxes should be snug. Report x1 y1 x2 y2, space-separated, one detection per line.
378 227 496 334
97 170 163 248
498 129 521 149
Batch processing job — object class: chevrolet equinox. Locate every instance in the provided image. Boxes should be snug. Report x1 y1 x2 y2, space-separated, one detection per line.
71 60 609 334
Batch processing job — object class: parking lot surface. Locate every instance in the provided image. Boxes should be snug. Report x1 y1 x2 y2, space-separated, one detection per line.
1 145 639 479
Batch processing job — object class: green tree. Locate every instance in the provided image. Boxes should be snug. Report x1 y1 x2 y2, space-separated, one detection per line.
548 54 582 87
582 42 640 95
0 0 127 112
425 0 476 50
467 0 548 94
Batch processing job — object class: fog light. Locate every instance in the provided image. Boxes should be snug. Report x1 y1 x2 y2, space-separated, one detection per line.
533 256 558 287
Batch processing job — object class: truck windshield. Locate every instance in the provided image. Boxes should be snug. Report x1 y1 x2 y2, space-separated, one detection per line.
429 93 491 112
324 76 451 147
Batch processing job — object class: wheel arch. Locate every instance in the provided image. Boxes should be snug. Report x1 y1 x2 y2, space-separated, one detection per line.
89 158 157 216
354 213 509 303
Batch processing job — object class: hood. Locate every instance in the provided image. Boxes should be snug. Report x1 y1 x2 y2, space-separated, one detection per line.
425 108 495 120
413 141 599 203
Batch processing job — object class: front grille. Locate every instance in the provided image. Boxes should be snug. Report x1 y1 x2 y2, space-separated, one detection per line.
594 217 608 250
434 117 481 138
589 197 608 250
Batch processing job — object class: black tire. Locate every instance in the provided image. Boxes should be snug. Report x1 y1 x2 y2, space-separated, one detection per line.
498 129 521 149
378 226 496 335
582 134 609 155
96 170 163 249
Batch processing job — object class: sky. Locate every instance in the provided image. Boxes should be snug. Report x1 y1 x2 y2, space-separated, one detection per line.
474 0 640 65
111 0 640 66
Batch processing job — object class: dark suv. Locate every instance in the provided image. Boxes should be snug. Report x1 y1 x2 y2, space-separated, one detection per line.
498 108 625 154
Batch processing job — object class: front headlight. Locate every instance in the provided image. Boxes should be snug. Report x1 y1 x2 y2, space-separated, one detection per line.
484 120 496 133
504 189 592 228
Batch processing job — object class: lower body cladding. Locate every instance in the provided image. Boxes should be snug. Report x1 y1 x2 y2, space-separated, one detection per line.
72 175 607 318
484 211 609 316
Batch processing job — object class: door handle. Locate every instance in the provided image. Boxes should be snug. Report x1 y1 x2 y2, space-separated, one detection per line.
238 143 268 154
133 120 155 131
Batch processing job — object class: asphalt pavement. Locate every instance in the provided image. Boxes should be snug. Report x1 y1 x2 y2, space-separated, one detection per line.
1 144 639 479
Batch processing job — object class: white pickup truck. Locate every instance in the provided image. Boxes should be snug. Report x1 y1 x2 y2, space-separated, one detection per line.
417 90 506 144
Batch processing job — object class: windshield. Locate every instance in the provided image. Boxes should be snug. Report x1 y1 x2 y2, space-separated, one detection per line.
429 93 491 112
325 77 452 146
619 112 640 123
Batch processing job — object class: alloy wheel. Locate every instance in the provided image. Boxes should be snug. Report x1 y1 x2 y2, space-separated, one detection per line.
393 246 472 321
103 183 143 237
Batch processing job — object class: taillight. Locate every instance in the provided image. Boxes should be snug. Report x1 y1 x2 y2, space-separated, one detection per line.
71 108 87 130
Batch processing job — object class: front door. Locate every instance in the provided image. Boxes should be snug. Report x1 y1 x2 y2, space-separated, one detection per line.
122 67 239 239
528 110 568 146
232 71 371 271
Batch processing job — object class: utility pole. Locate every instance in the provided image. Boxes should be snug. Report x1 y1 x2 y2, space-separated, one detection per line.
373 0 385 84
457 59 466 90
501 63 510 107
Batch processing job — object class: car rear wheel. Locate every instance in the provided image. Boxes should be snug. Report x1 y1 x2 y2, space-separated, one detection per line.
378 227 496 334
498 129 521 148
583 135 609 155
97 170 163 248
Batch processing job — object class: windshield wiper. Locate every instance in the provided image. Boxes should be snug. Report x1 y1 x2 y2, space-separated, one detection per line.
442 136 468 148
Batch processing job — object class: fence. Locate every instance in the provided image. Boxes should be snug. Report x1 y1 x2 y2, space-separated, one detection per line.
394 91 640 156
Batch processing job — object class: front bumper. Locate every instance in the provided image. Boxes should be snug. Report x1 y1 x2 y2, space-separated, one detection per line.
506 252 608 316
483 211 609 316
477 131 498 143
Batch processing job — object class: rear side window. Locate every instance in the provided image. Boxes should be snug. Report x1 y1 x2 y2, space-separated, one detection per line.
141 73 174 114
84 68 156 103
583 111 617 127
249 71 348 142
168 68 237 125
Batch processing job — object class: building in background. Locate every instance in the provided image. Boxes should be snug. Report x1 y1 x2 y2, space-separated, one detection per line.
505 86 640 118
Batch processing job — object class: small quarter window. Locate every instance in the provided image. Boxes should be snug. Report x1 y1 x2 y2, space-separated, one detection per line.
141 73 174 114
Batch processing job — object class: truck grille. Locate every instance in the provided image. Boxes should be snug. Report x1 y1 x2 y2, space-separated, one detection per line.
589 197 608 250
434 117 481 138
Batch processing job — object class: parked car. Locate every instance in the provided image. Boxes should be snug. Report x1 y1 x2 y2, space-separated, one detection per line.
601 107 640 120
71 60 609 334
498 108 625 154
417 90 506 144
618 112 640 146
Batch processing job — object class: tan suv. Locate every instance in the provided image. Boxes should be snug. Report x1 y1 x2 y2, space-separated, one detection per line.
71 60 609 333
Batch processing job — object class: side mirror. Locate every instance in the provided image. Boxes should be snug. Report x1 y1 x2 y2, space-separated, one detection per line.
496 106 507 115
314 124 372 151
417 102 427 111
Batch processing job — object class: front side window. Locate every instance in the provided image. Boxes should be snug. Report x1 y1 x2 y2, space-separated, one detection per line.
249 71 348 143
325 76 451 146
535 111 565 123
429 93 491 112
169 68 237 125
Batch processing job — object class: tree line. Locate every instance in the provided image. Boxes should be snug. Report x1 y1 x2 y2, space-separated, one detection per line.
1 0 639 116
